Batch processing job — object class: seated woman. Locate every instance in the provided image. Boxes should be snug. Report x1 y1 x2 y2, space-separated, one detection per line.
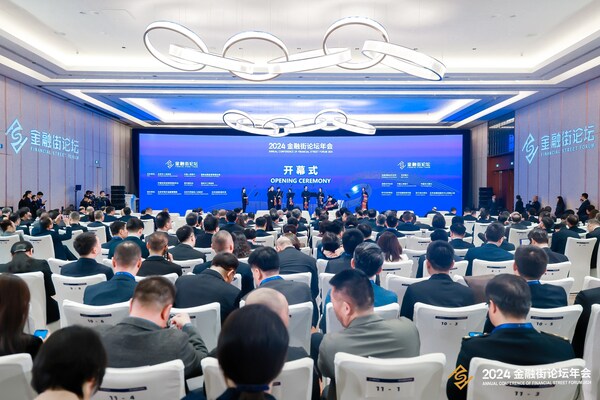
377 231 408 262
317 232 343 260
0 274 43 358
217 305 289 400
32 326 107 400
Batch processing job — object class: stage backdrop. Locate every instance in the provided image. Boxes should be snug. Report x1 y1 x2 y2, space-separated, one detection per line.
136 132 466 215
515 76 600 212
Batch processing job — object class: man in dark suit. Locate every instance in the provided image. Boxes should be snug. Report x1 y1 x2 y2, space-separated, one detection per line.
375 214 405 240
253 216 272 237
447 274 575 400
221 210 244 235
95 276 208 379
103 221 127 251
401 241 475 320
185 212 202 236
103 206 118 222
87 210 112 242
372 214 386 233
504 212 529 239
416 230 463 278
463 208 477 221
578 192 591 223
528 228 568 264
138 232 183 277
84 241 141 305
586 217 600 270
109 218 149 259
572 286 600 357
145 211 178 247
550 215 582 254
247 246 318 327
68 211 88 232
464 223 514 275
119 207 133 223
326 229 364 274
195 214 218 248
61 232 113 280
33 216 76 260
175 252 240 326
449 223 474 250
276 235 318 300
364 209 377 229
170 225 206 262
139 207 156 229
531 195 542 215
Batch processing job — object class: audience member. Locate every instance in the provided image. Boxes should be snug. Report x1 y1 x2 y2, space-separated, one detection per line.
527 228 568 263
119 207 133 223
232 231 252 258
325 229 364 274
318 231 343 260
449 223 474 249
572 282 600 358
196 214 219 248
108 218 149 259
147 211 178 246
33 216 76 261
464 223 514 275
170 225 206 261
61 232 114 280
550 215 582 254
185 212 202 236
87 211 112 242
221 210 244 235
68 211 88 232
586 217 600 270
138 232 183 276
102 221 127 252
253 216 271 237
277 235 318 300
504 212 528 238
375 214 404 240
577 192 591 222
103 206 118 222
377 230 407 262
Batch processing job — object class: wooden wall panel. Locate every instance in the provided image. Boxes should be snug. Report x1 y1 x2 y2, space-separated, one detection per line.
470 123 488 207
0 75 132 210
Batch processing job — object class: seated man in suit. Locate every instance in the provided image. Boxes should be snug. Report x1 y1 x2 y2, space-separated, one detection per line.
95 276 208 379
103 221 127 251
572 283 600 357
139 207 156 229
463 208 477 221
0 219 24 240
375 214 405 240
145 211 178 247
33 215 76 260
247 246 318 327
195 214 218 248
68 211 88 232
401 241 475 320
138 232 183 277
118 206 133 223
84 241 141 305
447 274 575 400
357 223 375 244
464 223 514 275
395 211 420 232
551 214 583 254
586 216 600 271
221 210 244 234
325 229 364 274
416 229 463 278
253 216 272 237
371 213 386 233
87 210 112 242
528 228 568 264
449 223 474 249
109 218 149 259
193 230 253 297
174 252 240 327
504 212 529 239
61 232 114 280
103 206 118 222
185 212 202 236
276 235 318 300
319 269 420 400
170 225 206 262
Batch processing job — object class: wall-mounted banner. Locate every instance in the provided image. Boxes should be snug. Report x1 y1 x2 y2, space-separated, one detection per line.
521 125 595 164
2 118 80 160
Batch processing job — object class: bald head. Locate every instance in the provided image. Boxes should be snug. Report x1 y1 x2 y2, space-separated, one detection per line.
211 230 234 253
276 236 294 252
245 288 289 326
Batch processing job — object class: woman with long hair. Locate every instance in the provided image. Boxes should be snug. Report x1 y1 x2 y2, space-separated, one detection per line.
377 231 408 262
232 232 252 259
555 196 566 218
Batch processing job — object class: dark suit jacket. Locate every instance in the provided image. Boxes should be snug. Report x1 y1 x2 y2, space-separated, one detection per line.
416 254 463 278
221 223 244 235
447 326 575 400
278 247 318 300
104 215 118 222
70 223 88 232
109 236 149 259
586 227 600 269
572 287 600 357
254 229 272 237
33 227 73 261
550 227 580 254
396 222 421 232
87 221 112 242
119 215 133 223
194 260 254 297
194 232 214 248
83 273 137 306
139 256 183 276
400 273 475 320
174 269 240 325
376 227 405 240
542 247 569 264
464 243 514 276
325 253 353 274
146 231 179 247
61 258 114 280
170 244 206 262
578 199 591 221
0 258 59 323
102 236 123 251
449 238 474 250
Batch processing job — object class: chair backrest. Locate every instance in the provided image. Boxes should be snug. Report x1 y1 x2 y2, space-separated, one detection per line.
134 273 178 285
52 274 107 318
23 234 54 260
280 272 311 287
564 237 598 292
583 304 600 400
0 353 35 400
173 258 205 274
527 305 583 341
507 228 531 249
472 223 491 247
202 357 314 400
255 235 275 248
17 271 46 330
63 229 84 259
406 236 432 251
317 259 328 275
0 235 20 263
385 275 428 309
141 219 155 237
380 260 414 282
87 226 107 244
403 249 425 276
541 261 571 281
466 357 585 400
195 247 215 262
334 352 446 400
464 220 476 235
414 302 488 377
326 302 400 335
92 360 185 400
422 260 468 278
62 299 130 327
454 248 469 259
47 257 70 275
540 277 574 297
231 273 242 290
583 276 600 290
319 272 335 302
297 235 308 247
171 302 221 351
287 302 313 353
471 259 514 276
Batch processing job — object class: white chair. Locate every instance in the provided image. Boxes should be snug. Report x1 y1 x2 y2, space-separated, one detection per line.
334 352 446 400
380 260 414 282
196 247 215 262
52 274 106 316
174 258 205 274
255 235 275 248
471 259 514 276
385 275 428 309
319 272 335 303
403 249 425 276
135 272 178 285
202 357 314 400
297 235 308 247
61 299 130 327
466 357 585 400
93 360 185 400
87 226 107 244
141 219 155 237
47 257 70 275
18 271 46 330
565 237 598 292
101 258 113 268
288 301 313 353
0 353 35 400
527 305 583 341
300 246 311 256
583 304 600 400
414 303 488 377
507 228 531 249
23 234 55 260
406 236 431 251
583 276 600 290
63 229 84 259
171 303 221 351
541 261 571 281
281 272 311 287
540 277 574 297
422 260 468 278
397 236 407 249
231 273 242 290
0 235 20 263
472 223 491 247
454 248 469 259
326 302 399 335
317 259 328 275
464 220 476 236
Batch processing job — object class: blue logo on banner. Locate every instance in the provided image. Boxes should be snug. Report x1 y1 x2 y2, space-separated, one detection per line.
522 134 538 164
4 118 28 154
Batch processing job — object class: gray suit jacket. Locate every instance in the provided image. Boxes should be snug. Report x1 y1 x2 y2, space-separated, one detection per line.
95 316 207 378
318 313 420 400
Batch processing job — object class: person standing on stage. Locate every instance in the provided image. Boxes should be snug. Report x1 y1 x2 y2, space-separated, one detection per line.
267 186 275 209
286 188 295 210
275 187 283 210
301 186 311 211
361 187 369 210
317 187 325 208
241 187 249 213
